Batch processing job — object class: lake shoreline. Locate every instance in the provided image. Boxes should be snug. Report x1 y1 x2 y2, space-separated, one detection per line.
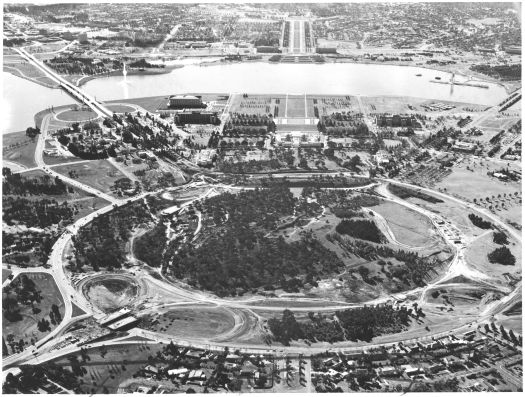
3 56 516 94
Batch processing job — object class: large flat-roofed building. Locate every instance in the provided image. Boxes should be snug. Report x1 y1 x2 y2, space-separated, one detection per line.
174 111 219 125
376 114 416 128
169 95 205 109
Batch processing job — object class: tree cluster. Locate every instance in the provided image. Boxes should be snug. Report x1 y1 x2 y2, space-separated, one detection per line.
487 246 516 266
388 183 443 203
268 305 413 345
336 219 386 243
468 213 493 229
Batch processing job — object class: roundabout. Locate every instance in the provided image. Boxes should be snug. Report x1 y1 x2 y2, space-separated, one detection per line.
54 107 99 122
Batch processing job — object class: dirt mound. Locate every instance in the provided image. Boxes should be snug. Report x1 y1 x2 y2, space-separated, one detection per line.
84 277 139 313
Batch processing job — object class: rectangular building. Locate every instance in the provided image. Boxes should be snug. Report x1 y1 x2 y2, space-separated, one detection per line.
169 95 205 109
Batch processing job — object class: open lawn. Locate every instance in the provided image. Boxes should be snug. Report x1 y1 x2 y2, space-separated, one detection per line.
53 159 127 195
372 201 437 247
106 104 137 114
2 272 64 351
109 96 169 113
147 306 235 339
2 130 38 168
43 155 88 165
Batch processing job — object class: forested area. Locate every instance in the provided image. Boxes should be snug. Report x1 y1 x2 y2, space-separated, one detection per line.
268 305 415 345
2 168 76 267
164 184 343 296
2 168 71 196
134 223 167 268
73 202 153 271
3 197 74 228
45 56 122 75
470 64 521 81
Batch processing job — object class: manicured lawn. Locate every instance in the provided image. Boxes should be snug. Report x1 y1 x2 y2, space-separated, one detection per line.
3 272 64 352
2 130 38 168
106 104 137 114
285 95 307 118
56 109 98 122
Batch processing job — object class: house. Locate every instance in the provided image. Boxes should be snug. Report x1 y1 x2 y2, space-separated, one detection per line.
167 368 189 378
134 386 154 394
241 362 258 377
401 365 423 377
185 350 202 359
226 353 242 362
377 366 398 377
452 140 475 153
188 369 206 381
143 365 159 375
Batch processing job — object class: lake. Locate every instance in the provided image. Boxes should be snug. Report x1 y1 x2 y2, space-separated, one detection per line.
3 62 508 134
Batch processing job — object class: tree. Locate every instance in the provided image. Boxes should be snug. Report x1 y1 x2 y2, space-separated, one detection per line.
500 325 509 340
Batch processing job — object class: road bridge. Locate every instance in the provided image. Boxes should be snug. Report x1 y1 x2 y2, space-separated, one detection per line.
15 47 113 118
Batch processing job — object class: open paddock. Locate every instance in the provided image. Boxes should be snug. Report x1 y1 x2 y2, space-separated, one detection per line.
372 201 439 248
53 159 127 195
